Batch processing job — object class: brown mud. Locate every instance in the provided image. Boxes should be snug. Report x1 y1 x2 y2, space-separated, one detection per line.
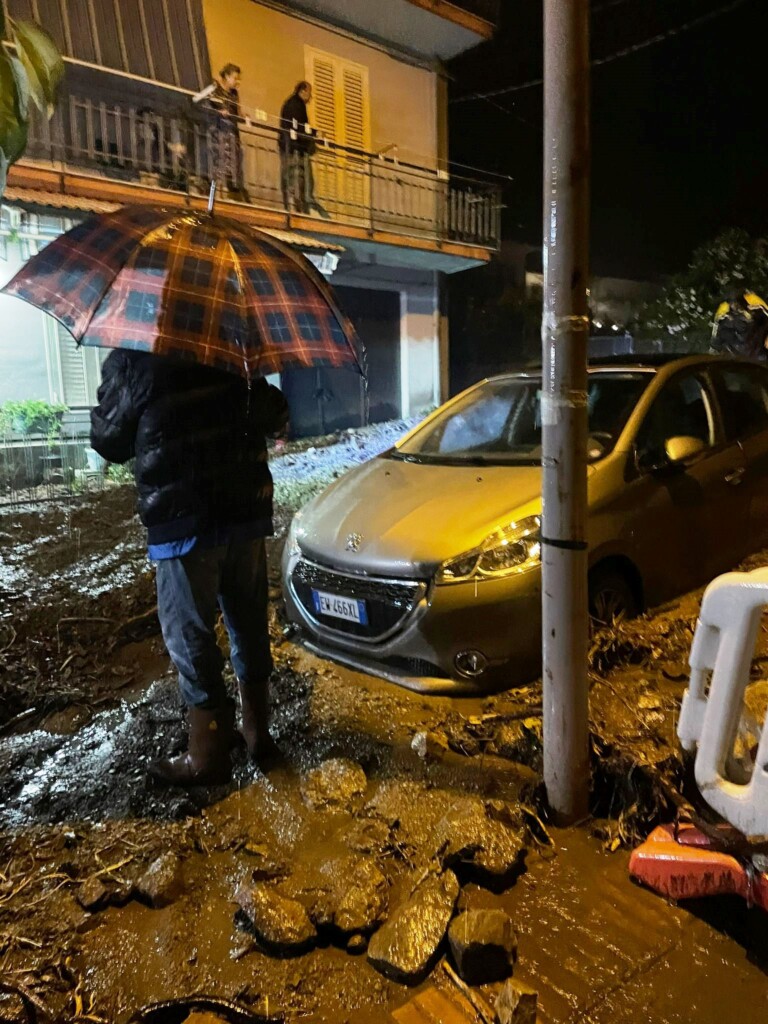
1 487 767 1022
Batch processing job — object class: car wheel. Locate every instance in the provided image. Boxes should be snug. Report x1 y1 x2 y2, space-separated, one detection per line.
588 568 638 626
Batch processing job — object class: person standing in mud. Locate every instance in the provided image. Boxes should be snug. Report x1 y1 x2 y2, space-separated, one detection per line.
90 351 289 786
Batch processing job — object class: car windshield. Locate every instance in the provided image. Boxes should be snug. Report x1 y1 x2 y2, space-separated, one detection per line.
392 372 652 465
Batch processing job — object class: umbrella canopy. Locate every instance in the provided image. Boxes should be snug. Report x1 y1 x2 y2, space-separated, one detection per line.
2 205 362 379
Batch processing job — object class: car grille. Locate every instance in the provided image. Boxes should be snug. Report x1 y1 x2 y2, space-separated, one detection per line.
291 559 424 641
383 656 450 679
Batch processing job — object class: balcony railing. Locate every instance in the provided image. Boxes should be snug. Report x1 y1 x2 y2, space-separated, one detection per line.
22 95 501 251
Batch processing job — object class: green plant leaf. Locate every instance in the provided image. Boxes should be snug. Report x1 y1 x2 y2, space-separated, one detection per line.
0 51 29 166
11 19 64 118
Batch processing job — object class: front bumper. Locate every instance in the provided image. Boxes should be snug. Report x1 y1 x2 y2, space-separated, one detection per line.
282 547 542 694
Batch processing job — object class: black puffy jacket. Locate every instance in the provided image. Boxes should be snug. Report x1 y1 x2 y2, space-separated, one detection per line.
90 350 289 545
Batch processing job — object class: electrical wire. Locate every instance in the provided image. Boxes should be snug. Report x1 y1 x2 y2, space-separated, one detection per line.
452 0 754 104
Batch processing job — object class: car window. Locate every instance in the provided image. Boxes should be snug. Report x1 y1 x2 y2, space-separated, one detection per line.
437 392 512 454
715 366 768 441
635 373 715 462
395 372 651 465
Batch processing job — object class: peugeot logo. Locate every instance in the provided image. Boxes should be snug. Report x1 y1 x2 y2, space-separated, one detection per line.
346 532 363 552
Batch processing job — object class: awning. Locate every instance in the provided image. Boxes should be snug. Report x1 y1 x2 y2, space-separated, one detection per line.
4 0 211 91
1 187 345 254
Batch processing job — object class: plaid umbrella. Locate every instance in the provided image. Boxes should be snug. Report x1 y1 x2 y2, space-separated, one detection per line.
2 205 363 378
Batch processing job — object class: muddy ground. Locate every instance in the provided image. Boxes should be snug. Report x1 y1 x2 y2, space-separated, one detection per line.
1 439 767 1022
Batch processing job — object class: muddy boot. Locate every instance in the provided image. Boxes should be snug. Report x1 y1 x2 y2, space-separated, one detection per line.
238 680 282 768
149 702 235 787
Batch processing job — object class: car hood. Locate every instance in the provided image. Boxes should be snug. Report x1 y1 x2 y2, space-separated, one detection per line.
295 455 545 577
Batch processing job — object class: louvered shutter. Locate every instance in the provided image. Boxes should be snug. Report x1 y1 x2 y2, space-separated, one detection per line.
56 325 103 407
308 52 340 208
306 48 370 219
340 66 369 216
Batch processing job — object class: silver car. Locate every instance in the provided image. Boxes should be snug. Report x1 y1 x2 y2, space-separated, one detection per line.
282 355 768 693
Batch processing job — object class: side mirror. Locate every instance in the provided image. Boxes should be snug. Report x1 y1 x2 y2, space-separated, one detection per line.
665 435 707 464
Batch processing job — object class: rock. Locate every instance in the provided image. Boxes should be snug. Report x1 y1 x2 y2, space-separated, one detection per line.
495 978 538 1024
136 852 184 908
337 817 393 856
236 884 316 952
332 857 388 933
300 758 367 813
76 876 109 911
367 869 459 982
447 909 517 984
411 730 449 761
347 933 368 954
285 852 389 934
433 802 526 879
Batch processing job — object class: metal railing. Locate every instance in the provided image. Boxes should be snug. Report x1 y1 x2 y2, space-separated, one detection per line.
0 432 108 506
23 94 502 250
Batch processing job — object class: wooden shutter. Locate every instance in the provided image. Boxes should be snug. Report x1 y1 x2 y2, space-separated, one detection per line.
307 51 339 208
340 65 368 215
305 48 370 219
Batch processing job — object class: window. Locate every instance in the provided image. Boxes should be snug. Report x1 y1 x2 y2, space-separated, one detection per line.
45 321 105 408
635 374 715 462
305 46 370 215
715 366 768 441
396 373 650 465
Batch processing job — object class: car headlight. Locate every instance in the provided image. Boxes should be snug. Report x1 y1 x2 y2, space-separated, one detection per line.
436 515 541 583
286 512 303 559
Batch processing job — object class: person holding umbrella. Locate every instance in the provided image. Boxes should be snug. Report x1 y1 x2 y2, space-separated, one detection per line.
2 204 362 787
90 348 288 785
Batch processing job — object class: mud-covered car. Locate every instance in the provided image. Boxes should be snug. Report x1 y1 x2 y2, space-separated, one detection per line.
282 355 768 693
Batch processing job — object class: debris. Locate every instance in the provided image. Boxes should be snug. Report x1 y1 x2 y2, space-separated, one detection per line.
440 961 496 1024
136 852 184 908
495 978 538 1024
432 801 526 879
347 933 368 954
411 730 449 760
337 817 393 856
236 884 317 952
331 857 389 933
300 758 368 813
393 980 488 1024
367 869 459 982
77 876 109 911
282 852 389 934
447 909 517 984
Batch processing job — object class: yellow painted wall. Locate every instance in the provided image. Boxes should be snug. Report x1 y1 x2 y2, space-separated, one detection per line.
202 0 439 168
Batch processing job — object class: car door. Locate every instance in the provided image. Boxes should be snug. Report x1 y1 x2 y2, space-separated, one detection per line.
621 368 748 603
710 362 768 553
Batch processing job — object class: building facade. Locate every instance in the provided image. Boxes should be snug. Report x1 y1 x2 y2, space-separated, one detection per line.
1 0 500 435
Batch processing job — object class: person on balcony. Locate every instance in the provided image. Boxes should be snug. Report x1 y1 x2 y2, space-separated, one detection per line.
279 81 329 218
194 63 249 201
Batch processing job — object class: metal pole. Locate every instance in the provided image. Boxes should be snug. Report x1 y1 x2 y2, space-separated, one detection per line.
541 0 591 823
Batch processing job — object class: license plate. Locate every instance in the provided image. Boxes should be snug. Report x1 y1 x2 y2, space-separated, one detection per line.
312 588 368 625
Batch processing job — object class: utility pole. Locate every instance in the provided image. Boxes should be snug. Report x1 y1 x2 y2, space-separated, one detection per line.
541 0 591 823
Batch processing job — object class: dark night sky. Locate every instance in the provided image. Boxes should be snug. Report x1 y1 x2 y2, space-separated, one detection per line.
448 0 768 280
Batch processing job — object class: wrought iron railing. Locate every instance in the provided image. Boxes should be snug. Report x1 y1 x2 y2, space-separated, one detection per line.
22 95 502 250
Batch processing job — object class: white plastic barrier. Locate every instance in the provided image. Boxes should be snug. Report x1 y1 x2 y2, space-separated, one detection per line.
678 568 768 840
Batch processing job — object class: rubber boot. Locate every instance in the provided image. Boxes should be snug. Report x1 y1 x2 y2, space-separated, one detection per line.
149 702 235 787
238 680 282 767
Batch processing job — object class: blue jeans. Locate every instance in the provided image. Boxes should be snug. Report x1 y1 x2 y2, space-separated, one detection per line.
155 538 273 708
